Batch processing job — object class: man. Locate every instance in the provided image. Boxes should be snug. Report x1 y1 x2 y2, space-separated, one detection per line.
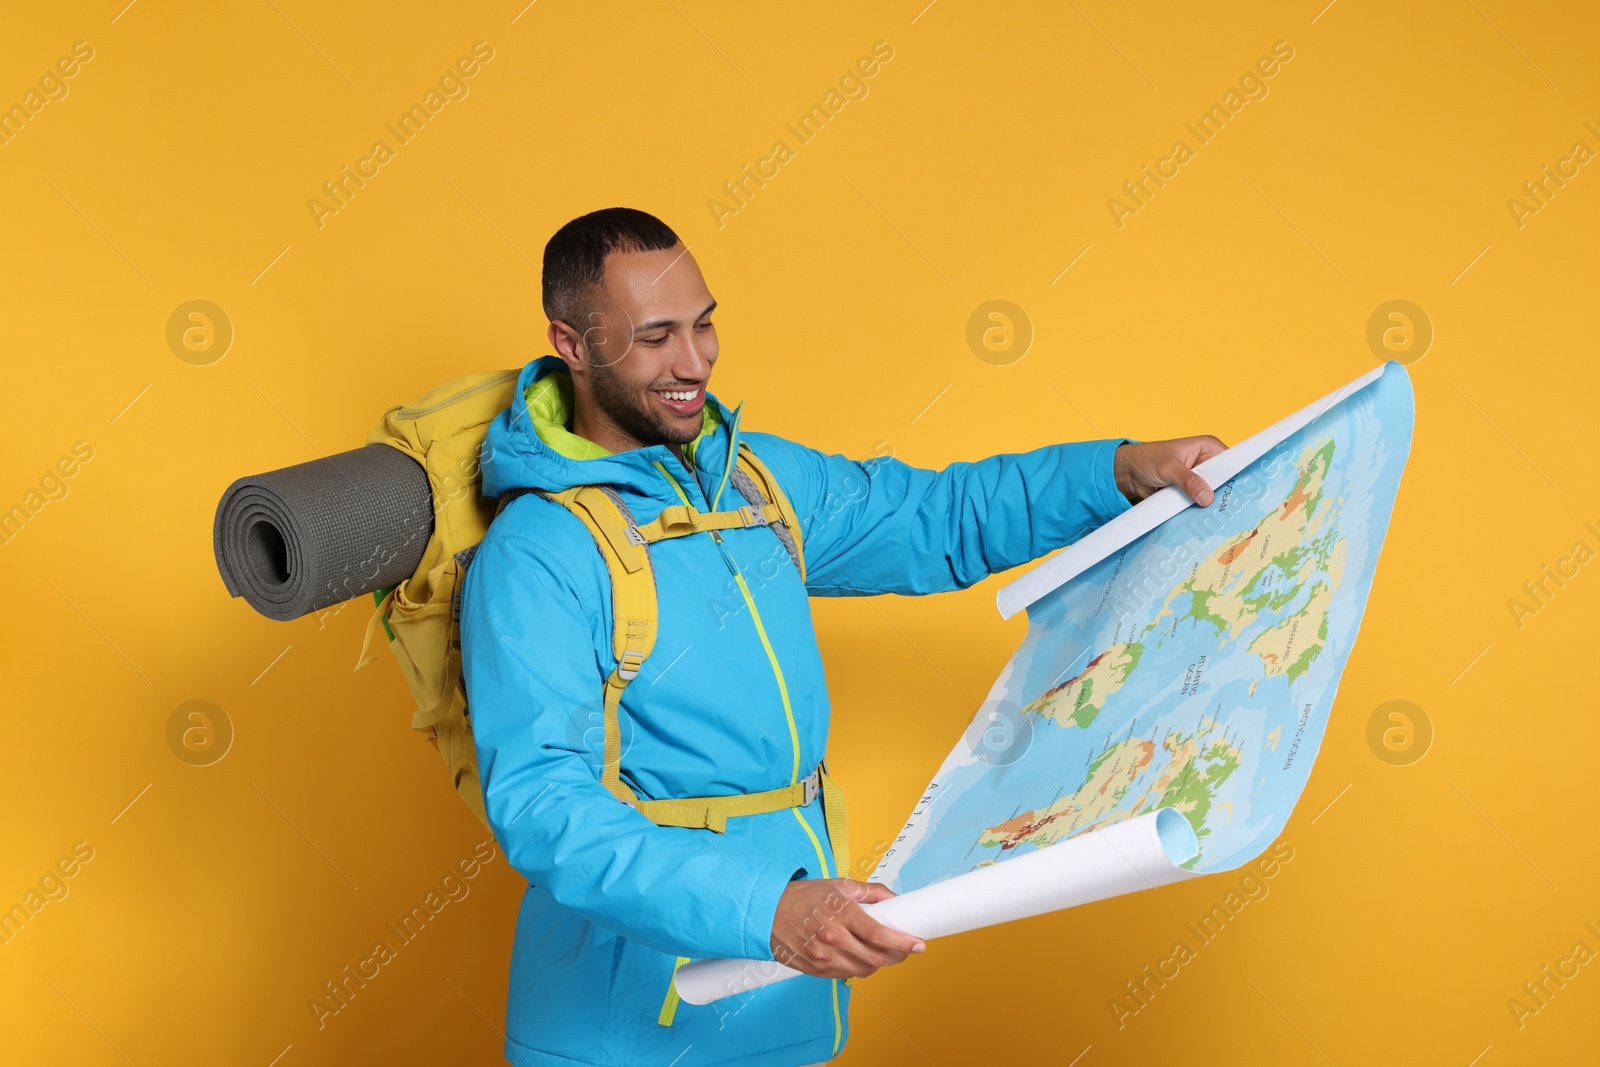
460 207 1224 1067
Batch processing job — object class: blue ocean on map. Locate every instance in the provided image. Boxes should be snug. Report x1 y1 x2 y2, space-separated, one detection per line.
879 363 1415 892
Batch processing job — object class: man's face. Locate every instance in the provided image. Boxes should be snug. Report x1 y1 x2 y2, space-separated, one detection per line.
563 243 718 449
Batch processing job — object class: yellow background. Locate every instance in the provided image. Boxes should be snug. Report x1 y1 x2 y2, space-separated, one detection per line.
2 0 1596 1063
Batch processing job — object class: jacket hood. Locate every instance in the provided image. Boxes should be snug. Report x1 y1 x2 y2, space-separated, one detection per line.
480 355 744 510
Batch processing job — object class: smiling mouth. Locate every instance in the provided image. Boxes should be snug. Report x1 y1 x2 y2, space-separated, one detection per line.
652 385 705 415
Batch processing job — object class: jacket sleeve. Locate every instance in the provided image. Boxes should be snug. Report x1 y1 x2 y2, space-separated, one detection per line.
741 432 1135 597
459 525 799 961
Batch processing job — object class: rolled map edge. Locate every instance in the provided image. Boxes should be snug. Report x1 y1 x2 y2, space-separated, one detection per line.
673 807 1201 1006
995 361 1395 620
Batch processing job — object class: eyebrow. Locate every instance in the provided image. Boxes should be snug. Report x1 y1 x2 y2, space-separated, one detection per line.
632 300 717 336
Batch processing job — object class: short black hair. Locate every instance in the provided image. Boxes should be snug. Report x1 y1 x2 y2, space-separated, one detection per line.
541 207 681 327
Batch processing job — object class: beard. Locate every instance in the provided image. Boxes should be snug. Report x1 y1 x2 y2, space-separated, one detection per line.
588 355 701 447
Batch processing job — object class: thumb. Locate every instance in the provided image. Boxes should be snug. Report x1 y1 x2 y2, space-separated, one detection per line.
1179 467 1215 506
849 880 898 905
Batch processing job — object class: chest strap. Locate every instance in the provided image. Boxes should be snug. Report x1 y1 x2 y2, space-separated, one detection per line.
630 501 785 544
628 762 836 836
503 452 843 870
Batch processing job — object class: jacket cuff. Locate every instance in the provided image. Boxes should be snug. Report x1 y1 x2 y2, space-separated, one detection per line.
1089 437 1138 524
740 857 806 962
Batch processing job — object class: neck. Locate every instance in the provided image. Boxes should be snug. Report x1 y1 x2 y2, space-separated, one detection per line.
570 403 646 456
569 397 693 473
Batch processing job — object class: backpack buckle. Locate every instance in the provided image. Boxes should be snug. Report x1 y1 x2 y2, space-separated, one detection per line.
800 767 820 806
741 505 769 528
617 649 645 681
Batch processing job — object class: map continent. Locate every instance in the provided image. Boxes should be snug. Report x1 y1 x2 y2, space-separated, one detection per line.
876 365 1414 890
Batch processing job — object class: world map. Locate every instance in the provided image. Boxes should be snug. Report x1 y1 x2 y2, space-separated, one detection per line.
875 364 1414 890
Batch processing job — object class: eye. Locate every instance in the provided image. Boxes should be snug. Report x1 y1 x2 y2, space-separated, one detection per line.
697 320 714 330
637 335 668 347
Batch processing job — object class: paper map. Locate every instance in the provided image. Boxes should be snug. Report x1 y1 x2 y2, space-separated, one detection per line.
876 362 1415 890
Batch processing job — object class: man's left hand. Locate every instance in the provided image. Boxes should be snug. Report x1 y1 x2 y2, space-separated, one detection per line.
1114 436 1228 506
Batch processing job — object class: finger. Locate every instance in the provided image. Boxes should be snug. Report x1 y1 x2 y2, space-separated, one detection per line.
852 881 898 905
1192 434 1228 461
1179 468 1215 507
830 929 900 976
844 905 925 958
802 913 881 976
837 878 874 903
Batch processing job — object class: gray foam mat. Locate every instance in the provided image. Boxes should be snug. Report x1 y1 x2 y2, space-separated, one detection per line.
213 444 434 621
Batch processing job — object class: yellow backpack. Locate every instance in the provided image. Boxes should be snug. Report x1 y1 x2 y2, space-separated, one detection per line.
353 370 848 881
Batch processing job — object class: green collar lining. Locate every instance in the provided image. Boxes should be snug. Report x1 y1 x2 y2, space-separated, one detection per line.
524 371 723 463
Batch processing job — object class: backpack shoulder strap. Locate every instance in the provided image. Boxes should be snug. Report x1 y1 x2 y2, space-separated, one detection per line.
535 484 656 806
732 442 807 584
493 471 849 974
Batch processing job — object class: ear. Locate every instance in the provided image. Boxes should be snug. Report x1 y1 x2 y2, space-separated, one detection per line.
548 320 586 372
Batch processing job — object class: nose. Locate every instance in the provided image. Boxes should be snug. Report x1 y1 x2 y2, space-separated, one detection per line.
675 327 714 381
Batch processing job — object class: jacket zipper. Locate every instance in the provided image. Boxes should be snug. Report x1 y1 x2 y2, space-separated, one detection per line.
653 459 843 1053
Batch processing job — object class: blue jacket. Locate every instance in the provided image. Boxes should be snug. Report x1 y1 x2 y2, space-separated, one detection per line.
460 356 1132 1066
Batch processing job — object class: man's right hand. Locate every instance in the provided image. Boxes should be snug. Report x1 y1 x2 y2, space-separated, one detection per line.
769 877 925 980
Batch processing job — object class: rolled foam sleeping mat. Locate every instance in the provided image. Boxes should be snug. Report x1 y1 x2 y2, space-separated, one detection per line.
213 444 434 621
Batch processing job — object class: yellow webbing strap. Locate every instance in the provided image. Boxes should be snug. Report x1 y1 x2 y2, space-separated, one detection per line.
632 770 817 833
651 766 843 1028
544 460 848 1011
543 462 846 1032
542 485 656 805
819 767 850 879
633 501 786 544
734 445 808 584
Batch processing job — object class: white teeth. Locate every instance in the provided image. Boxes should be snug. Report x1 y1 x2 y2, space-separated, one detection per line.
658 389 698 402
